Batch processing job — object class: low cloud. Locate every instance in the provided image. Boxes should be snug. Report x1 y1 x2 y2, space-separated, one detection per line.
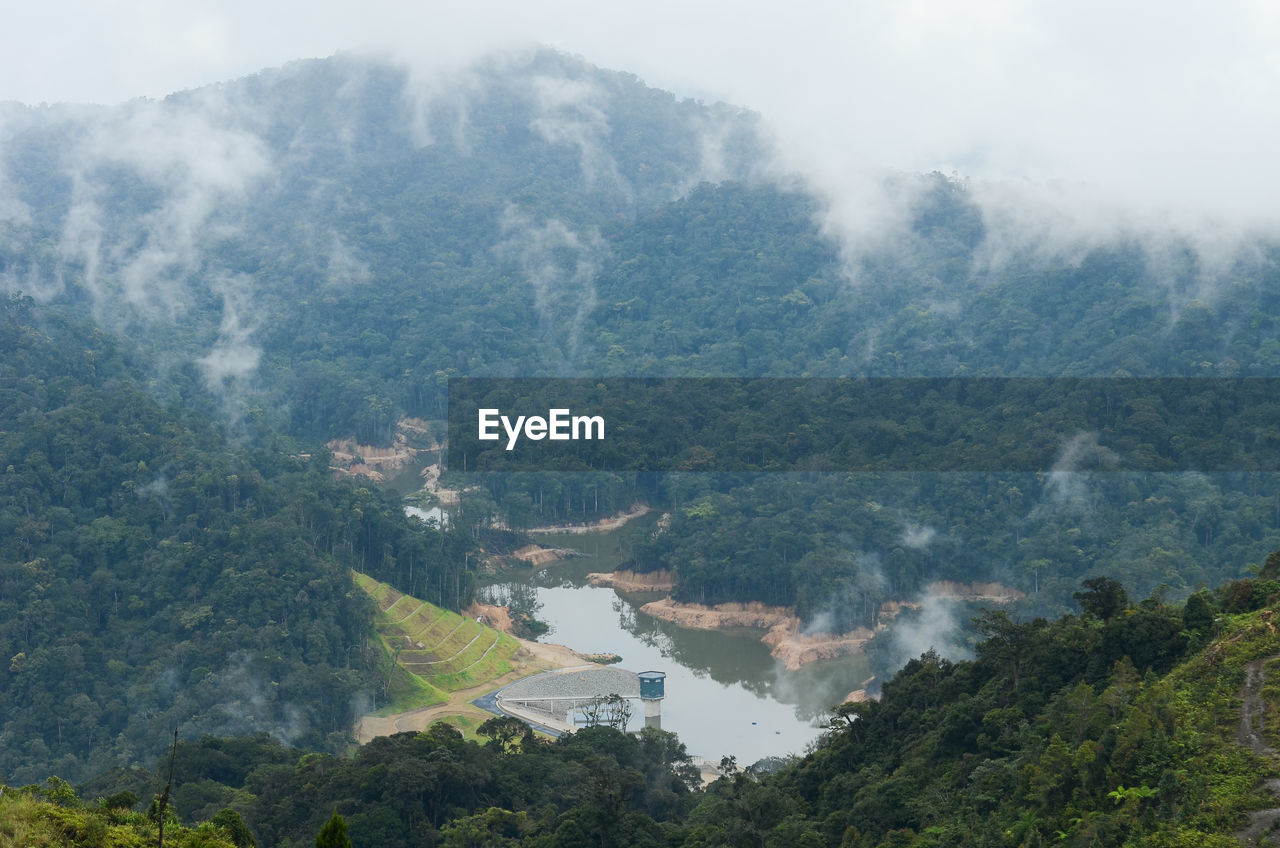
199 652 312 745
58 92 271 321
325 231 372 288
398 54 481 150
899 521 937 551
1042 432 1120 509
196 274 263 420
497 206 608 370
529 73 627 195
875 592 973 672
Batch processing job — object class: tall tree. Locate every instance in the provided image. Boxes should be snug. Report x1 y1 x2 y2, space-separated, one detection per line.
315 810 353 848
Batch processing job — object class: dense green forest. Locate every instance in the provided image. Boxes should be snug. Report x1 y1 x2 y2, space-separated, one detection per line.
624 470 1280 624
32 574 1280 847
6 47 1280 845
4 51 1280 624
0 294 479 785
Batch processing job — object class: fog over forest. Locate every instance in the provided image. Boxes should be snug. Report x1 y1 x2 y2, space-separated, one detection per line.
4 7 1280 847
6 2 1278 235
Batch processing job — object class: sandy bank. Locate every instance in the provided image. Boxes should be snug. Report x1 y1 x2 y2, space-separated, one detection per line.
329 418 438 481
763 625 878 671
527 503 651 535
419 460 459 505
513 637 588 670
467 601 514 634
640 598 796 630
587 569 675 593
512 545 576 566
640 598 907 670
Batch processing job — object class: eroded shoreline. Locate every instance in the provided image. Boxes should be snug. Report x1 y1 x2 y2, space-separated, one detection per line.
526 503 651 534
634 580 1023 670
639 598 878 670
586 568 675 593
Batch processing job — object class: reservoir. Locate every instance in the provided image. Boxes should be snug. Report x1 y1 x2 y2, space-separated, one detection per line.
479 517 871 766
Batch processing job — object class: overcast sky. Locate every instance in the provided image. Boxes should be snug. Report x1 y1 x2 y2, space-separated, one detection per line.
4 0 1279 235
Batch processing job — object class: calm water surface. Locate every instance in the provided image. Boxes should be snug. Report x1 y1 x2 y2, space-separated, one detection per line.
480 517 870 765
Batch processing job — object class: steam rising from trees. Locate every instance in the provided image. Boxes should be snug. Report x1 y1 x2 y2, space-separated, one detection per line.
497 206 608 370
58 96 270 318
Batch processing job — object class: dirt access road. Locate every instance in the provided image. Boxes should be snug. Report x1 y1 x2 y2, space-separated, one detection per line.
1236 657 1280 845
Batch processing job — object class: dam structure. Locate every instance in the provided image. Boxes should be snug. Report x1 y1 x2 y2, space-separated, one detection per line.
487 665 664 736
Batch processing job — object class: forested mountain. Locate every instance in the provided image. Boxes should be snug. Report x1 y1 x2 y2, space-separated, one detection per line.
6 49 1273 442
4 45 1280 811
0 49 764 440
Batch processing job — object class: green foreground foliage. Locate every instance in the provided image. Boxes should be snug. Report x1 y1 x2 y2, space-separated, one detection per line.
0 779 240 848
315 810 353 848
62 576 1280 848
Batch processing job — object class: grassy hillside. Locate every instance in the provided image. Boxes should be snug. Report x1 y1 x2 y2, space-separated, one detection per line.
354 571 521 715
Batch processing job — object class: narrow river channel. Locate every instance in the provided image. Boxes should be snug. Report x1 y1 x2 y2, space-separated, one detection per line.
479 516 871 766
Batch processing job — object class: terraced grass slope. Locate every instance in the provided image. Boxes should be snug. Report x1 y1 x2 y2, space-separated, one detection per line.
354 571 521 713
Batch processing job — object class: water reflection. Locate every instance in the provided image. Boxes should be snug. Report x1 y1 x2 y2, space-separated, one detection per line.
479 516 869 763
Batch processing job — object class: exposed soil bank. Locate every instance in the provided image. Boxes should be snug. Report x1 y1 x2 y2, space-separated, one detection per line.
639 599 873 670
640 599 795 630
467 601 514 634
329 418 437 481
481 544 578 573
526 503 651 535
587 569 675 593
843 679 879 704
764 625 878 671
512 545 576 566
419 459 459 504
640 582 1021 671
